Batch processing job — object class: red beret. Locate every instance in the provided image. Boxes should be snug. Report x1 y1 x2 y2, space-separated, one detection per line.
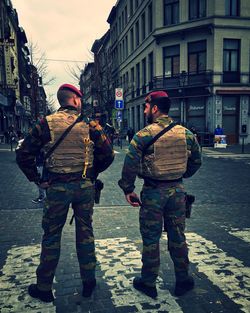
145 90 168 103
58 84 83 97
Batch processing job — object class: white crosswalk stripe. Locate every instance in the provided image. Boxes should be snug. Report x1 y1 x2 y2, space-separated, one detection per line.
202 149 250 164
228 228 250 244
0 245 55 312
185 233 249 313
187 233 250 313
0 231 249 312
96 237 183 312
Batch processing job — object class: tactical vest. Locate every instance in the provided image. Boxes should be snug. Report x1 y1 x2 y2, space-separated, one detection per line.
45 110 94 174
139 124 188 180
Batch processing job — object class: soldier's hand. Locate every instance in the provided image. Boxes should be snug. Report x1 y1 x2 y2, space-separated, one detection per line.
126 192 142 207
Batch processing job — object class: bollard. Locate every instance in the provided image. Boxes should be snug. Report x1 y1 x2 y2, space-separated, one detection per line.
241 136 245 154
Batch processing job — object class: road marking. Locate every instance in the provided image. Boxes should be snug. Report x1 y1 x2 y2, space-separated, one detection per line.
203 149 250 160
228 228 250 244
0 239 182 312
185 233 250 313
0 245 55 312
1 233 249 312
96 237 183 312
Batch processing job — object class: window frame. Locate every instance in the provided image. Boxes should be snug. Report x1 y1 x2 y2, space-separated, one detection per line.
163 45 180 78
189 0 206 20
188 40 207 74
225 0 240 16
223 39 240 72
164 0 179 25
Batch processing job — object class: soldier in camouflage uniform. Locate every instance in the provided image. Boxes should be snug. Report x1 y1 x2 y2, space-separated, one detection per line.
118 90 201 298
16 84 114 302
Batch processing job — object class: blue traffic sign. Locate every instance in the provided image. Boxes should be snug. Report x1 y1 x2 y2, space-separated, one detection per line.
115 100 124 109
116 110 122 121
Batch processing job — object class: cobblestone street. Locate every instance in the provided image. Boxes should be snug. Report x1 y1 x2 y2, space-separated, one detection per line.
0 143 250 313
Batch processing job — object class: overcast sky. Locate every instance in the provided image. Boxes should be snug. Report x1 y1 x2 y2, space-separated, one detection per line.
12 0 117 108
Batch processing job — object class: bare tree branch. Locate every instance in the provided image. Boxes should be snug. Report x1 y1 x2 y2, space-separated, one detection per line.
66 62 86 83
27 40 56 86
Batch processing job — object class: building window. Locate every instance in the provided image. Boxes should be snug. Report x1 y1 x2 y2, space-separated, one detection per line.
142 58 147 93
124 5 128 24
122 39 126 60
163 45 180 77
188 40 206 73
125 72 129 94
148 52 154 83
119 43 123 62
164 0 179 25
122 11 124 30
225 0 240 16
189 0 206 20
119 16 122 34
135 21 140 46
131 67 135 98
141 12 146 41
130 0 134 17
125 35 128 58
130 28 134 53
136 62 140 96
223 39 240 83
148 2 153 33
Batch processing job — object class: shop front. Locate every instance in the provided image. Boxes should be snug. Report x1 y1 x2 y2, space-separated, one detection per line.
222 96 239 144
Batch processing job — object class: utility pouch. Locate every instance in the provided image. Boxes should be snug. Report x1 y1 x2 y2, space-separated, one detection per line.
185 194 195 218
94 179 104 204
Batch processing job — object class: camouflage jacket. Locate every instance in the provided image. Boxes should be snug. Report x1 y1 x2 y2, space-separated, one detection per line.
118 115 202 194
16 107 114 183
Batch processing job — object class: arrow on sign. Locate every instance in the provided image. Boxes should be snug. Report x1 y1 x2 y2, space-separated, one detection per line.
115 100 124 109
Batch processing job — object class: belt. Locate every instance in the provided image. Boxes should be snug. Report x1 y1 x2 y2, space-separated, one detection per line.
143 177 183 187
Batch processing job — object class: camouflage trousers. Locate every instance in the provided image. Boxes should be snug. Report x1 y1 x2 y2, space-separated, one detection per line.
36 180 96 291
139 182 189 287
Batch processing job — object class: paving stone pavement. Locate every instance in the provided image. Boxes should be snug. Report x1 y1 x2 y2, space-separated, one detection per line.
0 143 250 313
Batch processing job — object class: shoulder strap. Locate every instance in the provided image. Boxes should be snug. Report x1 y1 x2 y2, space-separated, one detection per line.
44 114 83 161
141 122 177 160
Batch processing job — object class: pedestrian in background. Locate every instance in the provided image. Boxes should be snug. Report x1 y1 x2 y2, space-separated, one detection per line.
32 150 46 204
16 83 114 302
118 90 201 299
214 125 223 135
127 127 135 143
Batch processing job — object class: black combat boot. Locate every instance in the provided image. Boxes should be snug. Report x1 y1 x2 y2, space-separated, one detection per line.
82 279 96 297
174 276 195 296
133 277 158 299
28 284 54 302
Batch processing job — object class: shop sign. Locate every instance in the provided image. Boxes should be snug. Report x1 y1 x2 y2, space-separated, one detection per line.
0 39 15 46
189 105 204 111
4 46 12 85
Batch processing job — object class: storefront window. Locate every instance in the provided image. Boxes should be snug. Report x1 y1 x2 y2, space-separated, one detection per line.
169 99 181 122
187 98 206 131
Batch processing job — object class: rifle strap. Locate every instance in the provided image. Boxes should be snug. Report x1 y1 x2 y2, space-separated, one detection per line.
141 122 177 160
44 114 82 161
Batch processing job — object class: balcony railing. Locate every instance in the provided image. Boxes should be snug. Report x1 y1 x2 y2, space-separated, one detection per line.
123 70 250 101
153 71 213 90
